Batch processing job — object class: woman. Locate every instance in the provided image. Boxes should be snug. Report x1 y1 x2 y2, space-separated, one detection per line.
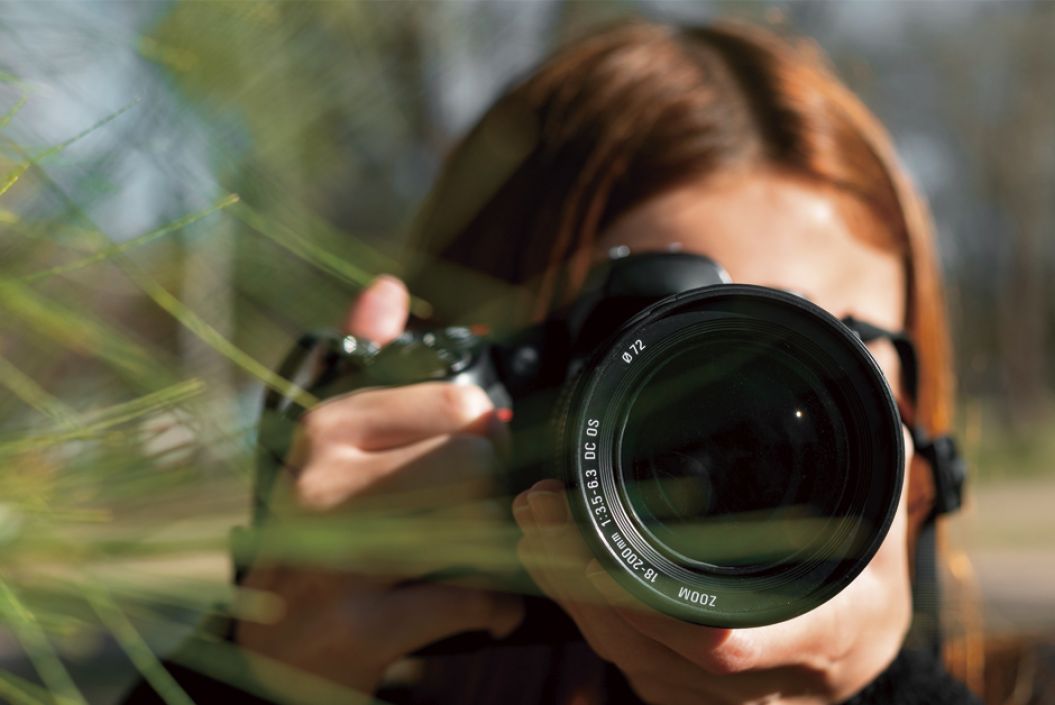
133 19 981 705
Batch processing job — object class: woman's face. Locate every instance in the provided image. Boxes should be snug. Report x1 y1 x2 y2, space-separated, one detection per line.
597 168 906 398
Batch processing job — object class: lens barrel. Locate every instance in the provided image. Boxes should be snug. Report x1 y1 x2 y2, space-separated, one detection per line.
558 285 903 627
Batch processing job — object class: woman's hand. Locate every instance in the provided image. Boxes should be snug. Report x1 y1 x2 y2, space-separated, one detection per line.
513 427 915 705
235 275 524 696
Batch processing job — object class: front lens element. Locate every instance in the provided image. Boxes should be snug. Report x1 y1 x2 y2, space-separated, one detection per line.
620 335 847 572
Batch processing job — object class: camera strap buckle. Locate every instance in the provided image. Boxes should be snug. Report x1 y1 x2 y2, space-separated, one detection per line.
912 429 967 517
842 315 967 519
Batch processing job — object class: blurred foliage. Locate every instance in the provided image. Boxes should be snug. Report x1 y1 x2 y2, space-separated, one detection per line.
0 1 1052 703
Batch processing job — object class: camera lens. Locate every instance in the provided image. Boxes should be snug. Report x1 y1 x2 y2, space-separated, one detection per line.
619 338 846 572
559 286 903 627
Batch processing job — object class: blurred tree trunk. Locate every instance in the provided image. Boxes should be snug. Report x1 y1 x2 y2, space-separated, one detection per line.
991 11 1053 432
933 7 1054 432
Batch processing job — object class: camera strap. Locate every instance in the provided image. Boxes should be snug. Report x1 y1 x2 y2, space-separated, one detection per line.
842 316 967 656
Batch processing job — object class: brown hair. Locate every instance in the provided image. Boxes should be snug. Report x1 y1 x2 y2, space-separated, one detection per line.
411 20 952 437
406 19 966 700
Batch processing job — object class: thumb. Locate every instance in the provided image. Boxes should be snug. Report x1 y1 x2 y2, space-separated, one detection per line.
344 275 410 345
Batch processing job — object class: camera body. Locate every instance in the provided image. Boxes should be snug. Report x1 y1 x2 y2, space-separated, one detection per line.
257 252 905 628
291 251 734 427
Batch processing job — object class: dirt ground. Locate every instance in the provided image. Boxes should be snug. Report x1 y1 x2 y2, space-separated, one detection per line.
956 474 1055 634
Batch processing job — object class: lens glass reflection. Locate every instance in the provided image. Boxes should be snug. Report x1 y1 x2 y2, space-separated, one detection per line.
619 335 850 570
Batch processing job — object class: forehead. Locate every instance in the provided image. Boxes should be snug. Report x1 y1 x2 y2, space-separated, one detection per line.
597 170 906 332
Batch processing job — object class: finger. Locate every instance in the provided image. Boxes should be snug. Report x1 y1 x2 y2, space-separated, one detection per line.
586 556 868 678
519 511 898 704
297 431 503 513
236 563 387 625
514 488 714 690
582 566 838 700
343 274 409 345
362 433 504 504
513 483 610 609
363 500 520 581
377 584 524 659
515 484 645 633
261 500 516 584
242 579 523 694
518 486 741 674
516 517 642 665
584 565 762 675
294 435 515 580
587 548 904 682
300 382 497 452
516 489 867 701
513 482 599 602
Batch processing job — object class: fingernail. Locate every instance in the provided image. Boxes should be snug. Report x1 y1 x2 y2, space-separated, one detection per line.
512 492 534 530
371 273 405 293
458 385 495 425
369 276 409 312
585 559 606 581
362 276 407 307
348 274 409 344
489 596 525 639
527 490 567 529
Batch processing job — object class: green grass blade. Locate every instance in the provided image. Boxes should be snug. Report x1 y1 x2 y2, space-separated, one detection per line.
0 354 77 425
0 579 88 705
0 100 138 199
2 162 313 406
84 583 195 705
0 160 29 199
0 670 53 705
0 94 28 131
233 203 433 318
0 379 205 455
118 260 318 408
233 203 375 286
0 279 170 386
19 193 240 284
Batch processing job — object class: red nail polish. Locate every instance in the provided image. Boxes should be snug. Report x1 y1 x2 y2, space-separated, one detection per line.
496 408 513 423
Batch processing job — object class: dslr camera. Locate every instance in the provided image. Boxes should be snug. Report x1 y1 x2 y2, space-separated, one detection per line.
255 251 911 629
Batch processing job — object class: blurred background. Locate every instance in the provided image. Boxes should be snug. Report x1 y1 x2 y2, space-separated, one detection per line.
0 1 1052 703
